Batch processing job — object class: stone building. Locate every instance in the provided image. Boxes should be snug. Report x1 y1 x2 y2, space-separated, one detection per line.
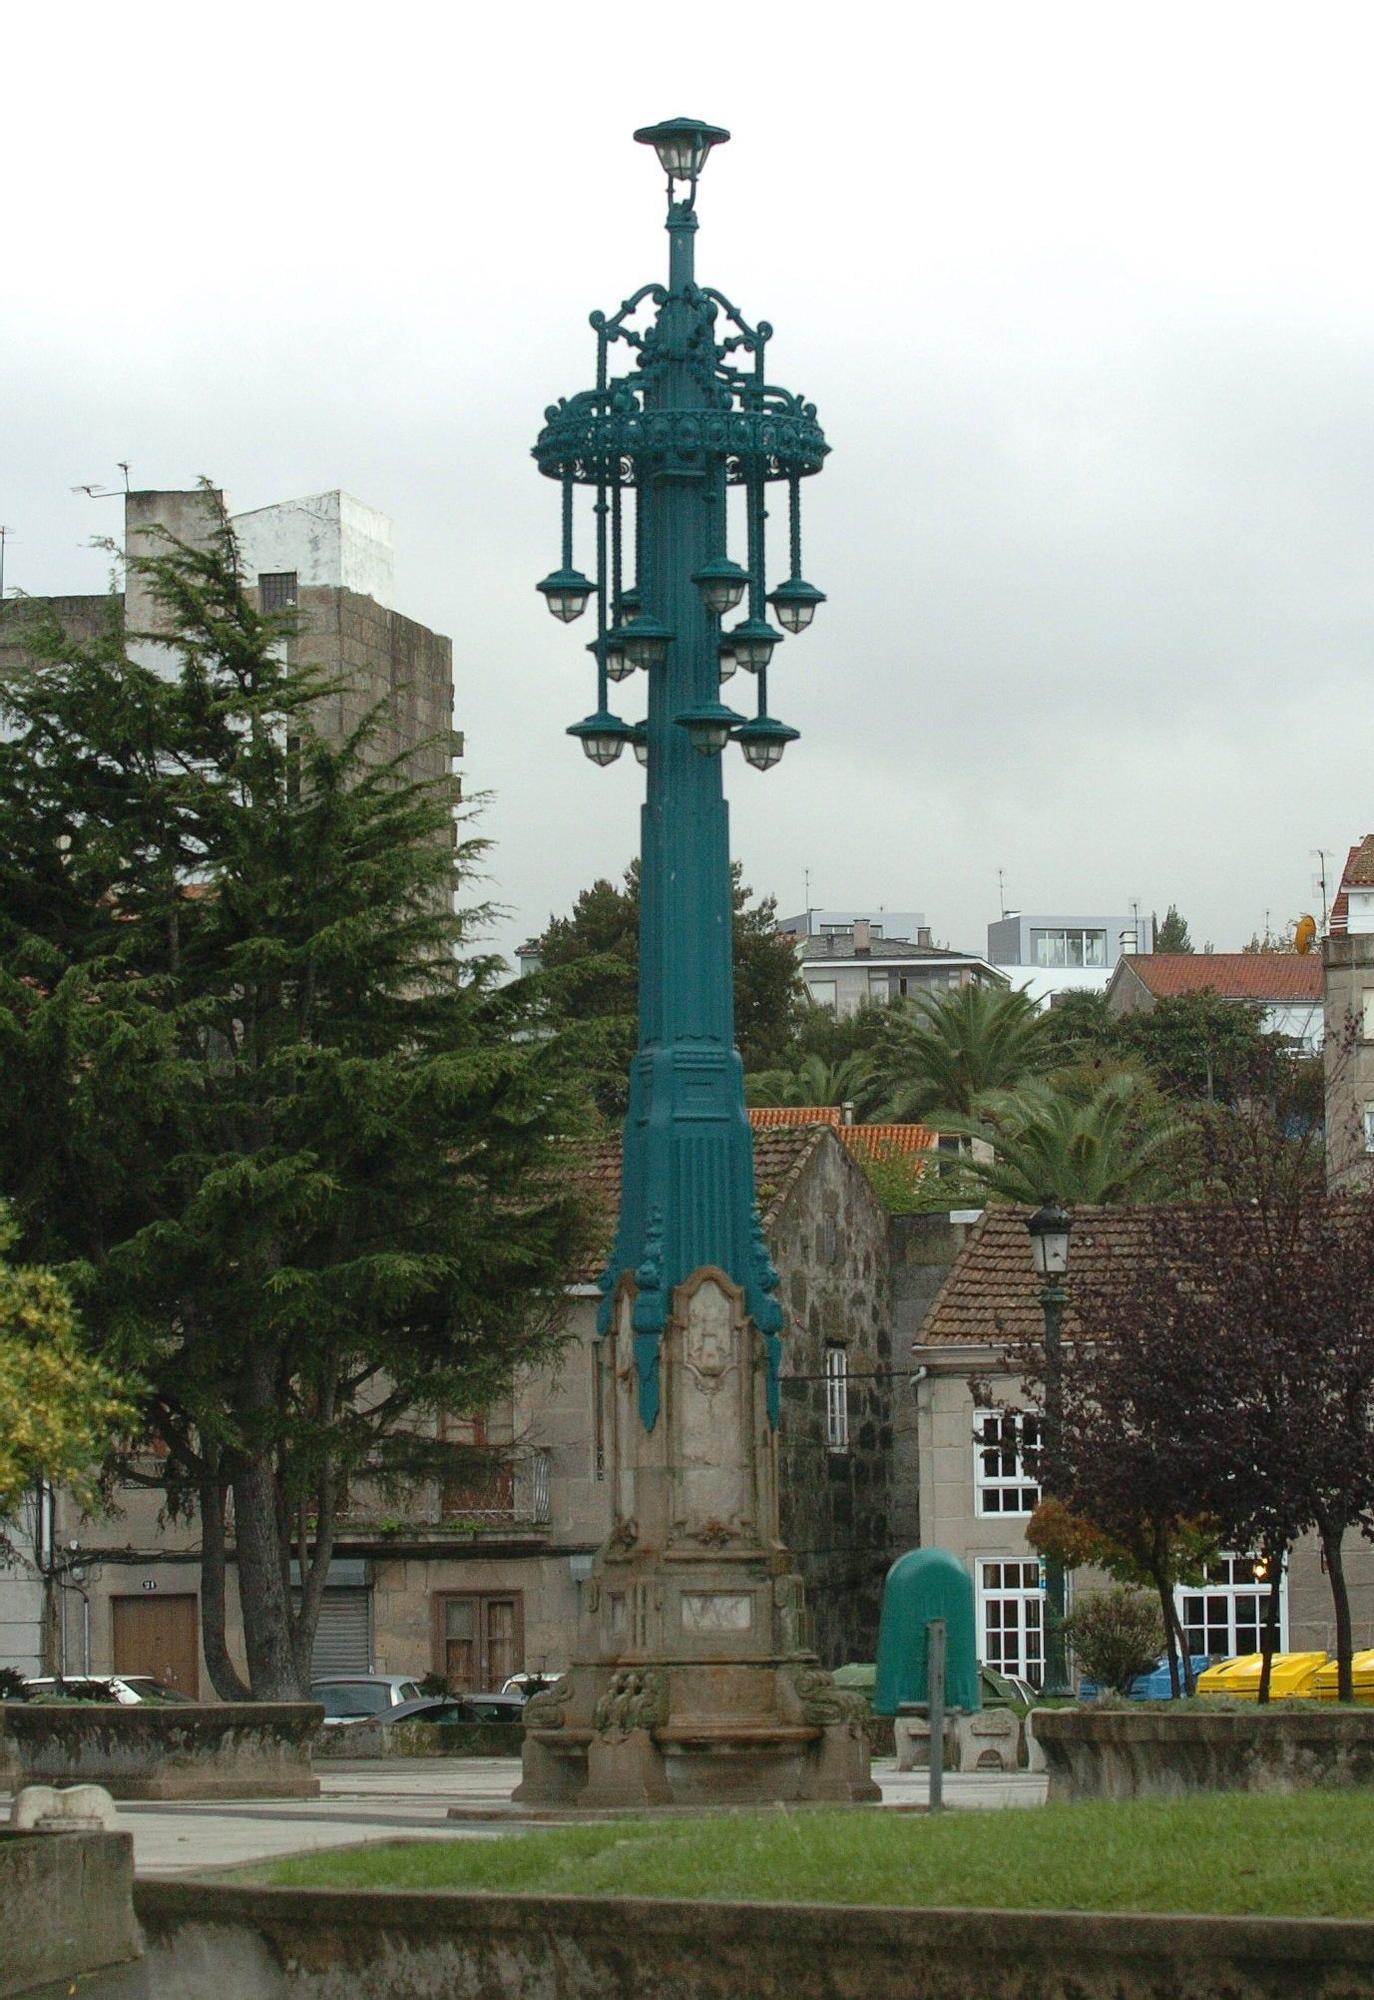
1324 833 1374 1185
23 1122 897 1693
1106 952 1323 1054
914 1205 1374 1687
0 485 456 800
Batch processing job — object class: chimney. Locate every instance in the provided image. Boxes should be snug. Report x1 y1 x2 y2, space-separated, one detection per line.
841 1100 855 1126
916 925 933 948
853 918 872 957
1120 927 1138 957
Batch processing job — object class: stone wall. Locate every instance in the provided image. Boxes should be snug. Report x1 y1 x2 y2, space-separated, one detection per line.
292 586 453 794
772 1137 895 1666
0 1830 139 2000
0 591 115 682
1 1701 321 1799
1036 1705 1374 1800
132 1880 1374 2000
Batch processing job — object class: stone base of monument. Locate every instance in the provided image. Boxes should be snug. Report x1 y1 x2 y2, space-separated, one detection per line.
517 1655 878 1809
515 1271 880 1810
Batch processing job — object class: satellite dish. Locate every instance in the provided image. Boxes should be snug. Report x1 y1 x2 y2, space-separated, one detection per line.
1294 914 1317 955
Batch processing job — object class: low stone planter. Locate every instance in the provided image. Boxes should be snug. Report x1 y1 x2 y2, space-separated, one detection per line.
0 1830 139 2000
314 1718 525 1760
0 1701 322 1800
133 1880 1374 1999
1035 1705 1374 1801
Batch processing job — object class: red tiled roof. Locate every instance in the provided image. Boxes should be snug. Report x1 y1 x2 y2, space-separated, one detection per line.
566 1124 833 1285
1112 953 1320 1003
917 1205 1156 1348
1330 838 1374 938
747 1105 842 1129
838 1123 937 1162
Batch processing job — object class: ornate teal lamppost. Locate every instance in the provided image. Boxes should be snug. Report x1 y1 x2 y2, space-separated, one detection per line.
517 119 873 1809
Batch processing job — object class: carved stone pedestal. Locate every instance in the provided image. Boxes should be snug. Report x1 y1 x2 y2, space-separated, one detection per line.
516 1269 878 1808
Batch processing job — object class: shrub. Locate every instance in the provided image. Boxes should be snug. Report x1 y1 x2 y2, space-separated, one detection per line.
1063 1587 1164 1693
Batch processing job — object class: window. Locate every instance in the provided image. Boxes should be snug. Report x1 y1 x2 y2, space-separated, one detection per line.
824 1345 849 1451
809 979 838 1013
977 1559 1044 1688
258 570 298 610
1031 928 1108 969
432 1591 522 1692
1363 992 1374 1042
1178 1553 1286 1661
974 1411 1041 1515
1364 1105 1374 1156
868 972 891 1002
439 1411 513 1517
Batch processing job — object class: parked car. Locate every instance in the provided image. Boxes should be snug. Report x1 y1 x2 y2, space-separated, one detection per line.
385 1691 525 1727
22 1675 195 1705
501 1672 565 1702
310 1674 424 1724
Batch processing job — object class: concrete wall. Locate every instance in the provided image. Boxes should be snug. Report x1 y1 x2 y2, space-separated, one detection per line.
1324 932 1374 1183
132 1880 1374 2000
0 591 116 688
289 586 452 792
0 1830 139 1999
233 490 396 610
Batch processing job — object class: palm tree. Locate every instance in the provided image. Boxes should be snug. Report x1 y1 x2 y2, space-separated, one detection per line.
865 983 1057 1124
745 1051 871 1109
943 1070 1189 1205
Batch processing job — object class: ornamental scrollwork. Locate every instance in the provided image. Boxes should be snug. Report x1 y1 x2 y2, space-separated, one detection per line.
593 1667 668 1738
523 1676 574 1731
780 1663 868 1736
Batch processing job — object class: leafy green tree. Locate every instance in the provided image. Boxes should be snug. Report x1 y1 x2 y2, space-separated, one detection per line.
865 983 1057 1124
1153 905 1194 953
946 1070 1189 1205
0 502 588 1698
0 1205 131 1520
1061 1586 1164 1695
536 861 805 1120
1115 991 1277 1105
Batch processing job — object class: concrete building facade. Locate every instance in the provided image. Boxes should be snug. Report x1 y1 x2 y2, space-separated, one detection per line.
987 909 1147 1009
782 914 1007 1020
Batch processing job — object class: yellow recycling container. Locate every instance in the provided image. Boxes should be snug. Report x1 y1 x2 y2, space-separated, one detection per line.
1195 1651 1327 1700
1313 1650 1374 1704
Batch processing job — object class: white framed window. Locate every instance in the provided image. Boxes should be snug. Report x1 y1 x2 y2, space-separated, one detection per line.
1178 1553 1287 1661
1363 1105 1374 1156
977 1558 1044 1688
824 1345 849 1452
974 1411 1041 1516
1362 991 1374 1042
1032 928 1108 969
809 979 838 1014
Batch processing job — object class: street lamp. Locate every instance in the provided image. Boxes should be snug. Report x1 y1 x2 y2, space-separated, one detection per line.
1026 1193 1072 1697
520 117 871 1815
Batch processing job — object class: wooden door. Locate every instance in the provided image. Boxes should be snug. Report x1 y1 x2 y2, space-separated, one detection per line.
434 1592 522 1692
111 1593 200 1698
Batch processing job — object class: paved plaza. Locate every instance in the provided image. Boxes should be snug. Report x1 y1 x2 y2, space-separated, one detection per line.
2 1758 1048 1876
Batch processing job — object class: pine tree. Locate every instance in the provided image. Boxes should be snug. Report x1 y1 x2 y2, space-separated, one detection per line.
1154 904 1194 953
0 498 589 1696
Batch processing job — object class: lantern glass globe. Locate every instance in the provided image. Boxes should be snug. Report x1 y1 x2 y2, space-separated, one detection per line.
537 568 594 623
1027 1195 1072 1277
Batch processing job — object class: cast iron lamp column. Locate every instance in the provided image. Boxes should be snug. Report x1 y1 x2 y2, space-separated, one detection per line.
531 116 827 1427
1027 1193 1072 1698
519 120 874 1810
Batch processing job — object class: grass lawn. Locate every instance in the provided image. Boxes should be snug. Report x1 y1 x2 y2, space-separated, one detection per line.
256 1791 1374 1917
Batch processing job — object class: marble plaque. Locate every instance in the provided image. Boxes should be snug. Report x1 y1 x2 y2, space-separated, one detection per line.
680 1591 753 1634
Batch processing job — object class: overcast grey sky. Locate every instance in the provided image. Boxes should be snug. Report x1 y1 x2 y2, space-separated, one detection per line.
7 2 1373 961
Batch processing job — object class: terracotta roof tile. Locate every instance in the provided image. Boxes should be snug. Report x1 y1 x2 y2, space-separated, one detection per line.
838 1123 936 1161
1112 953 1320 1003
1330 839 1374 937
565 1124 832 1285
747 1105 842 1129
917 1204 1156 1348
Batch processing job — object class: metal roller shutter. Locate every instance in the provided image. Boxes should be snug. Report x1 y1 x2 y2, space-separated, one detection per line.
302 1588 371 1677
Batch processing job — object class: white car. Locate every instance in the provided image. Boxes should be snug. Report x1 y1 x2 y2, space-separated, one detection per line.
23 1675 194 1704
310 1674 425 1724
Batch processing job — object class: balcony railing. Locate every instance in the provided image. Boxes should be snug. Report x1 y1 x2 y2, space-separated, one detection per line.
440 1444 551 1528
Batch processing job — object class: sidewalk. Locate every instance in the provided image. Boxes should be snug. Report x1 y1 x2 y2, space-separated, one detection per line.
4 1759 1048 1876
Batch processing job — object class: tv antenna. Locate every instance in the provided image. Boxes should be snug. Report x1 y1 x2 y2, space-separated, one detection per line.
72 462 131 500
0 525 12 601
1313 850 1333 933
997 867 1007 918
